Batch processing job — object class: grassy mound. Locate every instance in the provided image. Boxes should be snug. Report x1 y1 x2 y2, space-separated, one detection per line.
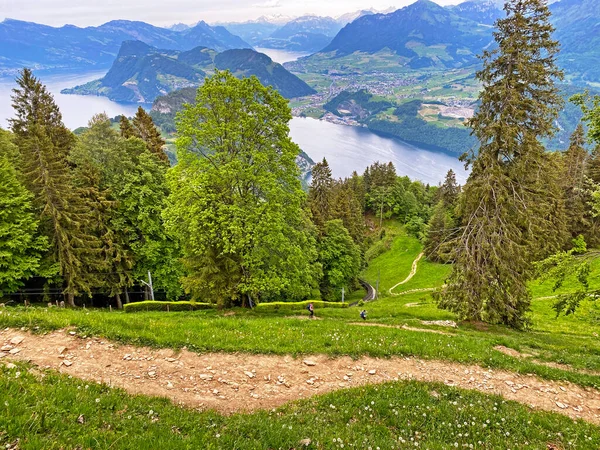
2 362 598 449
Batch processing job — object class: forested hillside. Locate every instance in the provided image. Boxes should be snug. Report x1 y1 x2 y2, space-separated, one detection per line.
62 42 315 103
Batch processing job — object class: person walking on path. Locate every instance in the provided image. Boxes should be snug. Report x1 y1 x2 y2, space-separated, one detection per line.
307 302 314 319
360 310 367 320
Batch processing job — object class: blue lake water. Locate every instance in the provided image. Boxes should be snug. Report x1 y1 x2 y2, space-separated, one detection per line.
0 69 467 185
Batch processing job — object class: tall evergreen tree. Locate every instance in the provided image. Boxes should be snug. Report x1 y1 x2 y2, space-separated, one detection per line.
331 178 366 244
437 0 565 328
561 124 590 240
0 153 47 296
131 107 169 164
307 159 334 230
72 114 183 302
10 69 101 306
119 115 135 139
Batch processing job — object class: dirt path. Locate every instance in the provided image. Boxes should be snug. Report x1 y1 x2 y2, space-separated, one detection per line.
1 329 600 423
389 252 424 296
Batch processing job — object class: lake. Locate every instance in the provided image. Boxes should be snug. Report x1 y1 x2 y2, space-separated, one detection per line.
0 71 467 185
254 48 311 64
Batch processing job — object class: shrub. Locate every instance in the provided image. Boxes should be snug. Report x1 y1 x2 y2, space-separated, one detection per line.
256 300 349 312
124 301 213 313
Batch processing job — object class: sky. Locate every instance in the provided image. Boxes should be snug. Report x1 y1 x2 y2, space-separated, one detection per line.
0 0 460 27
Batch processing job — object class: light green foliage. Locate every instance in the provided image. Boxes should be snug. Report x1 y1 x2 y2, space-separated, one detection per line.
572 92 600 145
536 236 600 316
165 71 319 306
0 152 46 296
318 220 362 300
439 0 566 328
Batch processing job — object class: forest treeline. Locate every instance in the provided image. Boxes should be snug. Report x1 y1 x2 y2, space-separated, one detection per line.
0 70 439 308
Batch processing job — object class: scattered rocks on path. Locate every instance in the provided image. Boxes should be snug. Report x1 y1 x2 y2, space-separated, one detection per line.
0 328 599 424
10 336 25 345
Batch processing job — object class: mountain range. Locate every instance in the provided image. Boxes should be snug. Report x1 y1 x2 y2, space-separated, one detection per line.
322 0 494 69
61 41 316 103
0 19 251 75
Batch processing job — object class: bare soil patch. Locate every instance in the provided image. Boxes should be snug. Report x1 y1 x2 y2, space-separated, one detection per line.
1 329 600 423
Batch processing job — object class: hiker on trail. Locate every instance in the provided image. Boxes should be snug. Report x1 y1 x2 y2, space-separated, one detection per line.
360 310 367 320
307 302 314 319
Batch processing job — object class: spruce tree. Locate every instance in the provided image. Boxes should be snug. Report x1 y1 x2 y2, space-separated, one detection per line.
0 154 47 296
438 0 565 328
561 124 590 240
308 158 334 230
131 107 169 164
119 115 135 139
9 69 101 306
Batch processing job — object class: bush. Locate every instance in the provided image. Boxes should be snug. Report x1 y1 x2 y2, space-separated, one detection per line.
124 301 214 313
256 300 349 312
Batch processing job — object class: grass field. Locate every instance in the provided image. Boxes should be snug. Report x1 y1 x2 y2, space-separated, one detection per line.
3 362 599 449
2 221 600 447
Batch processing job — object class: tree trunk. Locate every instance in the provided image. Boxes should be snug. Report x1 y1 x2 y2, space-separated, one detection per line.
67 292 75 308
144 286 149 301
124 287 130 304
115 293 123 310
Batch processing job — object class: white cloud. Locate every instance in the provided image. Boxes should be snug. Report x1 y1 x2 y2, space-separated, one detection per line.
252 0 282 8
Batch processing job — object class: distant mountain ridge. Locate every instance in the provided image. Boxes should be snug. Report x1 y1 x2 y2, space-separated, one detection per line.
322 0 494 69
255 16 343 53
61 41 316 102
0 18 251 75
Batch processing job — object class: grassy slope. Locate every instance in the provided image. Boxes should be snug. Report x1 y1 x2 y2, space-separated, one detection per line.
2 362 599 449
2 223 600 387
2 220 600 446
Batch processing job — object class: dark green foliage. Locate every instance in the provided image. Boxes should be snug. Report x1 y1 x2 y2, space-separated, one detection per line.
124 301 213 312
561 124 591 240
438 0 566 328
424 169 461 262
368 117 476 156
0 152 47 296
10 69 103 306
324 89 392 117
214 49 316 99
71 114 183 302
131 107 169 164
307 158 334 230
318 220 362 301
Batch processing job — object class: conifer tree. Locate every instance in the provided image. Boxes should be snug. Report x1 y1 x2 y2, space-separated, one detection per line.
131 107 169 164
0 153 47 296
308 158 334 230
561 124 590 240
424 170 461 262
331 178 366 244
10 69 101 306
437 0 565 328
119 115 135 139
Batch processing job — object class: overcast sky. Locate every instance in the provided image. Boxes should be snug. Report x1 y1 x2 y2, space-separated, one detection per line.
0 0 460 27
